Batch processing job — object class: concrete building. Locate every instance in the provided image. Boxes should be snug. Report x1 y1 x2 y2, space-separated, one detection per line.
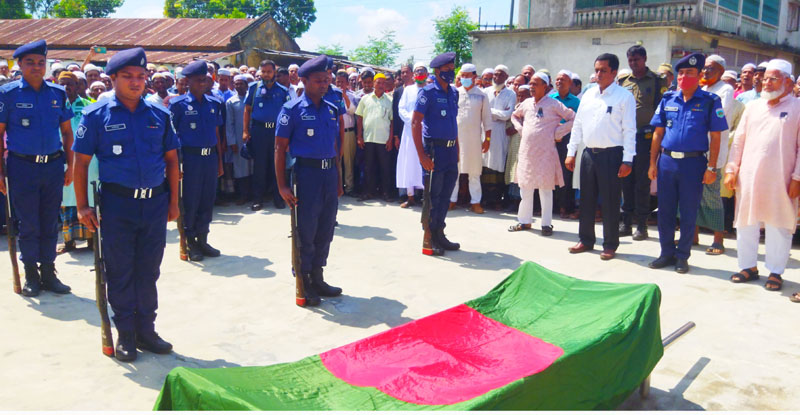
472 0 800 82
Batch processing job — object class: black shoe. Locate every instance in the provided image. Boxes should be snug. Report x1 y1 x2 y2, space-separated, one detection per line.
541 225 553 237
301 273 321 306
251 202 263 211
39 263 70 294
21 264 41 297
310 268 342 297
197 234 220 257
357 193 373 202
115 331 137 362
648 256 677 269
136 331 173 354
619 223 633 237
675 258 690 274
435 229 460 251
273 198 286 209
632 226 648 241
187 237 204 262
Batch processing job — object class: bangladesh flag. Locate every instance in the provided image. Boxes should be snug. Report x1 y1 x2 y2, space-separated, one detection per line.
154 262 662 410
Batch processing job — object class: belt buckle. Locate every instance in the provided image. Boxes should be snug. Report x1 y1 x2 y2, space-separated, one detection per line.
671 151 685 159
201 148 211 156
35 155 49 163
134 188 153 199
321 159 332 169
266 122 274 129
446 140 455 148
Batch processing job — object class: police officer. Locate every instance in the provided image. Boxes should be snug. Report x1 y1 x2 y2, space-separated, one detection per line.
648 53 727 274
242 59 290 211
617 45 667 240
168 60 224 261
411 52 460 256
275 55 343 307
0 39 73 297
73 47 180 361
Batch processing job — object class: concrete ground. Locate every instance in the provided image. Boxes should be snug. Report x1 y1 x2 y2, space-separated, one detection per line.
0 196 798 411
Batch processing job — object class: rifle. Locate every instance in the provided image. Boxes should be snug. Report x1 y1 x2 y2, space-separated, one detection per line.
420 147 435 255
91 181 114 357
177 151 187 261
290 170 305 307
4 164 20 294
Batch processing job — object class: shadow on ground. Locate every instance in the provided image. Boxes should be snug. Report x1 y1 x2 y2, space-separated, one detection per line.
115 351 241 392
334 224 396 241
437 249 523 272
619 356 710 410
309 294 412 329
190 254 276 279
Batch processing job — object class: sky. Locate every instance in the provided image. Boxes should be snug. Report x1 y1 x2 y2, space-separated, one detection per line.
111 0 516 63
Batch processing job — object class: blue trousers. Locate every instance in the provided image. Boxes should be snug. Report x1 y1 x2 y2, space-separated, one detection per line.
657 154 706 259
100 190 168 334
423 144 458 231
295 164 338 274
6 155 64 265
182 153 217 239
250 123 280 203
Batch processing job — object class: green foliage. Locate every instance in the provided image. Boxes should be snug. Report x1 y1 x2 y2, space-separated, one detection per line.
349 30 402 68
53 0 123 17
432 6 478 67
24 0 58 17
1 0 31 18
163 0 316 38
316 43 344 57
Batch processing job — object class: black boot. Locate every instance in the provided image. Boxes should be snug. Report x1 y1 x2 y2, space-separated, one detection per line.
311 268 342 297
197 234 220 257
301 273 321 306
39 263 70 294
115 331 137 362
136 331 173 354
435 228 460 251
21 263 41 297
187 237 204 261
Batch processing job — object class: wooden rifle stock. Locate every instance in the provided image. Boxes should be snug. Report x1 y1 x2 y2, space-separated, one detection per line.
290 171 305 306
91 182 114 357
4 168 20 294
177 152 188 261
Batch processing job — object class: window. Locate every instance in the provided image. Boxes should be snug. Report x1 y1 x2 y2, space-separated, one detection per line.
789 2 800 32
742 0 760 19
761 0 780 26
575 0 629 9
719 0 739 12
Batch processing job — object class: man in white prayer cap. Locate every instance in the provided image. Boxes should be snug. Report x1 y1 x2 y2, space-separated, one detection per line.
735 63 756 98
480 68 493 88
737 62 768 104
721 70 738 89
481 64 517 209
521 64 535 79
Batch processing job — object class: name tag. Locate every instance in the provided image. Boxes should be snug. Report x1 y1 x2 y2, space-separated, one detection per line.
16 103 33 109
664 106 679 112
301 115 316 121
691 108 703 112
105 123 127 132
185 110 198 116
437 98 448 103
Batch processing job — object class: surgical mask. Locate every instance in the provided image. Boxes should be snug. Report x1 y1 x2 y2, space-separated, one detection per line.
461 77 473 88
439 69 455 84
677 75 699 92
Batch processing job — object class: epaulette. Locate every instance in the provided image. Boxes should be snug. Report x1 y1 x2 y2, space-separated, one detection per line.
283 96 302 109
275 82 288 92
146 100 172 115
168 94 188 104
82 99 110 115
0 79 23 93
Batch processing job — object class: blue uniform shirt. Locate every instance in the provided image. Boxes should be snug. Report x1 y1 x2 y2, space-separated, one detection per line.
650 88 728 152
72 96 180 189
168 93 223 148
0 78 72 155
323 85 347 117
245 80 290 124
275 95 339 159
414 81 459 141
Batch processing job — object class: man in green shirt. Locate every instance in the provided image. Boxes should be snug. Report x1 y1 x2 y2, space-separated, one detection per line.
356 73 394 201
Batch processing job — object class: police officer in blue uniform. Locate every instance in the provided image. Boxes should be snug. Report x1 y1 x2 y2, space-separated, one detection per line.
648 53 727 273
242 59 290 211
411 52 460 256
0 39 74 297
168 60 224 261
275 55 343 307
73 47 180 361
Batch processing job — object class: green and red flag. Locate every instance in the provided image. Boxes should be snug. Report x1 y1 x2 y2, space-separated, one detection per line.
154 262 663 410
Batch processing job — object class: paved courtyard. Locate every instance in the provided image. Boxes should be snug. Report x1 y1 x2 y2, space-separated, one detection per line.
1 196 798 410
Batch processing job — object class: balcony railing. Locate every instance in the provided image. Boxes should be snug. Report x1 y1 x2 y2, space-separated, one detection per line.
573 1 699 26
702 3 778 44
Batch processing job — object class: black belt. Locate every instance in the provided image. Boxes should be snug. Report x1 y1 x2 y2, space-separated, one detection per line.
295 157 337 170
663 150 704 159
182 146 217 156
344 127 355 133
587 146 622 154
9 150 63 164
431 139 457 148
102 181 168 200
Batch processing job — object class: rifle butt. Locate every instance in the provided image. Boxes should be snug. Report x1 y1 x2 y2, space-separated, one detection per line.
93 182 115 357
5 174 21 294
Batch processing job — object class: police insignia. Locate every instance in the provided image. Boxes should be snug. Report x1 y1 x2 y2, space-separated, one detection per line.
0 102 4 112
716 108 724 118
689 57 697 65
419 94 428 105
441 110 446 117
211 109 215 113
279 113 290 126
307 128 314 137
113 145 122 155
259 102 263 108
666 120 673 128
190 123 197 129
76 124 86 139
187 105 193 111
21 118 30 127
52 100 58 105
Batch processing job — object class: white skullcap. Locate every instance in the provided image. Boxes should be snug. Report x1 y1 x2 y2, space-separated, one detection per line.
721 70 738 80
481 68 493 76
288 64 300 71
255 70 262 77
84 63 101 73
360 67 375 75
571 73 581 81
414 61 427 70
0 60 7 67
74 71 86 80
51 63 64 72
532 71 550 85
617 68 632 79
757 61 769 69
100 73 110 79
518 85 531 91
163 72 175 80
707 54 726 69
765 59 793 77
151 72 166 80
243 74 255 82
557 69 573 79
66 63 80 70
741 63 756 71
521 64 535 71
90 81 106 89
494 64 509 75
460 63 477 74
218 68 232 76
233 74 248 82
348 72 358 79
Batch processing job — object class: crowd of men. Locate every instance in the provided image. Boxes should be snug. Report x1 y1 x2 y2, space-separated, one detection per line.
1 39 799 363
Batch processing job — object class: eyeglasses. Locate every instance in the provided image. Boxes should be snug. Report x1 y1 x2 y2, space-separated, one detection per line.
701 66 714 72
763 76 783 83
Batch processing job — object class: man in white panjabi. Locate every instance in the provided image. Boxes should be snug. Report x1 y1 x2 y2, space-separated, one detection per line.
451 63 492 214
481 64 517 207
724 59 800 300
395 62 428 208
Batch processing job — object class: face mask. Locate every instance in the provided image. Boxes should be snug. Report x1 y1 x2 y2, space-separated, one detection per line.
461 77 473 88
414 74 427 84
439 70 455 84
677 75 699 91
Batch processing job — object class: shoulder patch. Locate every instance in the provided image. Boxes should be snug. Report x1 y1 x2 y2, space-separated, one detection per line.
716 108 725 118
279 112 290 126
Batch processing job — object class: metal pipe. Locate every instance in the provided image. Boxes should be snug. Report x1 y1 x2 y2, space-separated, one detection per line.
527 0 531 28
509 0 515 29
662 322 696 349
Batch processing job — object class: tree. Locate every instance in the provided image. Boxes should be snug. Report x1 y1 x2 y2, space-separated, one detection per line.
432 6 479 67
53 0 123 17
164 0 317 39
316 43 344 57
24 0 58 17
1 0 31 18
349 30 402 68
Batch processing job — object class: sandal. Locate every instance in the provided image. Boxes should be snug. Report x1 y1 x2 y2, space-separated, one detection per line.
790 292 800 303
508 223 532 232
730 268 759 283
705 242 725 255
765 274 783 291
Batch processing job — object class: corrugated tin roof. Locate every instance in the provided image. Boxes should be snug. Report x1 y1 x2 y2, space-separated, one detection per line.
0 48 243 65
0 18 255 51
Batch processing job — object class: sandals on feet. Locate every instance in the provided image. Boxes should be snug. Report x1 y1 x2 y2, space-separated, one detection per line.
508 223 532 232
731 268 759 283
705 242 725 255
765 274 783 291
790 292 800 303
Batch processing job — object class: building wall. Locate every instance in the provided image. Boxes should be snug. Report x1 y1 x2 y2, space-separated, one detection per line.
518 0 574 29
238 18 300 67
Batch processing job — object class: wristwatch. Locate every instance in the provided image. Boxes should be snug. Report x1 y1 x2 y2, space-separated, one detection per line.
707 166 717 173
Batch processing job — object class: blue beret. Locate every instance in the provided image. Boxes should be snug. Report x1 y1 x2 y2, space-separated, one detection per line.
675 53 705 72
299 55 328 78
13 39 47 59
430 52 455 69
183 60 208 78
106 47 147 76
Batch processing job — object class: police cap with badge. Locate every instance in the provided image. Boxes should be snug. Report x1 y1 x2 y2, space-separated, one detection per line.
675 53 705 73
182 60 208 78
430 52 456 69
13 39 48 59
298 55 329 78
105 47 148 76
